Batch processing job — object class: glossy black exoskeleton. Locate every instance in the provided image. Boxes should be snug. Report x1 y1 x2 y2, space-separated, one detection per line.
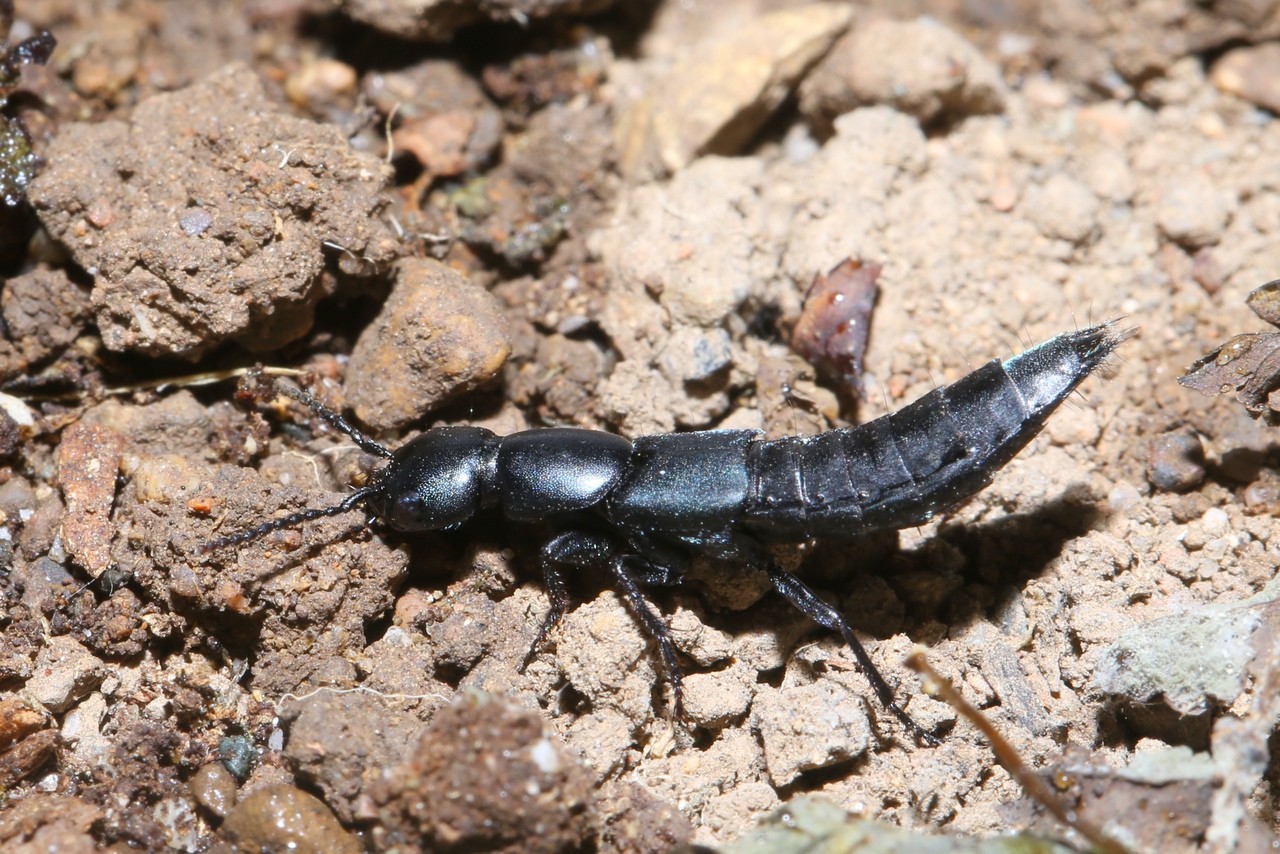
208 322 1132 743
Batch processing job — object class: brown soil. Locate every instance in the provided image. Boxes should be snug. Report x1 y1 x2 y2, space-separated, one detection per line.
2 1 1279 852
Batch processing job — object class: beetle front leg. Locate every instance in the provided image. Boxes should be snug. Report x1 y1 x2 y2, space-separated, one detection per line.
521 553 571 673
522 531 604 670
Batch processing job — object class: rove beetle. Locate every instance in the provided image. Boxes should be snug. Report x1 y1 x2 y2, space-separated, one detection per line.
207 321 1131 743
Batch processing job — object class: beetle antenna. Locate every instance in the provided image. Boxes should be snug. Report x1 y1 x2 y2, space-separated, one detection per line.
272 381 393 460
203 487 375 552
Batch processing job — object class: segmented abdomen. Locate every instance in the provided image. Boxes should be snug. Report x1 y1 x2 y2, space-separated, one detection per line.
741 322 1127 542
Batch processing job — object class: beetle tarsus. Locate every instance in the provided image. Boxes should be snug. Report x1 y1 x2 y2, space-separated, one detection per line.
520 556 571 673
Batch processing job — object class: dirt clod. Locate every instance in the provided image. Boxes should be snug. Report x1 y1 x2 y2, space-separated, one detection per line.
29 63 396 358
368 691 595 853
1094 594 1272 717
0 696 48 750
337 0 616 42
370 59 503 181
1211 42 1280 112
597 781 693 854
26 634 105 713
751 680 871 788
1155 171 1234 249
618 4 852 179
0 695 55 787
344 257 512 430
281 688 432 824
1025 172 1101 245
0 793 101 854
0 268 91 380
800 16 1006 131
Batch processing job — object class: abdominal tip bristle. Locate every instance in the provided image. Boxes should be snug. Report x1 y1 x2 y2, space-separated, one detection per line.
1084 318 1138 358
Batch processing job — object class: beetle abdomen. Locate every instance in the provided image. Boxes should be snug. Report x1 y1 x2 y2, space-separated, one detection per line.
743 322 1130 541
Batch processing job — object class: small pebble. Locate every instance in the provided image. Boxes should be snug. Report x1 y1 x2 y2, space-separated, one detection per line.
142 696 170 721
1211 43 1280 113
1155 173 1232 249
344 258 511 430
1108 481 1142 512
218 736 258 781
1200 507 1230 538
1026 173 1099 244
1243 480 1280 514
1147 430 1206 493
179 209 213 236
191 762 238 818
27 635 106 713
216 784 360 854
284 57 357 113
658 327 733 383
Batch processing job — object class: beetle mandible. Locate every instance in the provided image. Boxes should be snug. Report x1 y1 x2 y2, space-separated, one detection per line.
207 321 1132 743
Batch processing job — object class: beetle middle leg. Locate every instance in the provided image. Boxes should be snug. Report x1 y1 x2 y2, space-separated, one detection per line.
527 530 688 717
610 554 686 718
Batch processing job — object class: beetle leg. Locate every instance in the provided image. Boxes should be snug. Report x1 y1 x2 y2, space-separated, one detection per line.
532 531 687 719
765 567 939 746
521 553 570 673
621 532 690 587
612 555 686 720
523 531 604 668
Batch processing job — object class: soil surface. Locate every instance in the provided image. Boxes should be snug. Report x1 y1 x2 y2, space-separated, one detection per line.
2 1 1280 852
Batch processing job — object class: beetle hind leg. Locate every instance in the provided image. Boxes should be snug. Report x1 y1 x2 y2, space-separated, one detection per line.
766 567 940 746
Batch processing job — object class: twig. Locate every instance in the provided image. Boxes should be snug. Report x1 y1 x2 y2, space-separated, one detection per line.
906 649 1131 854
